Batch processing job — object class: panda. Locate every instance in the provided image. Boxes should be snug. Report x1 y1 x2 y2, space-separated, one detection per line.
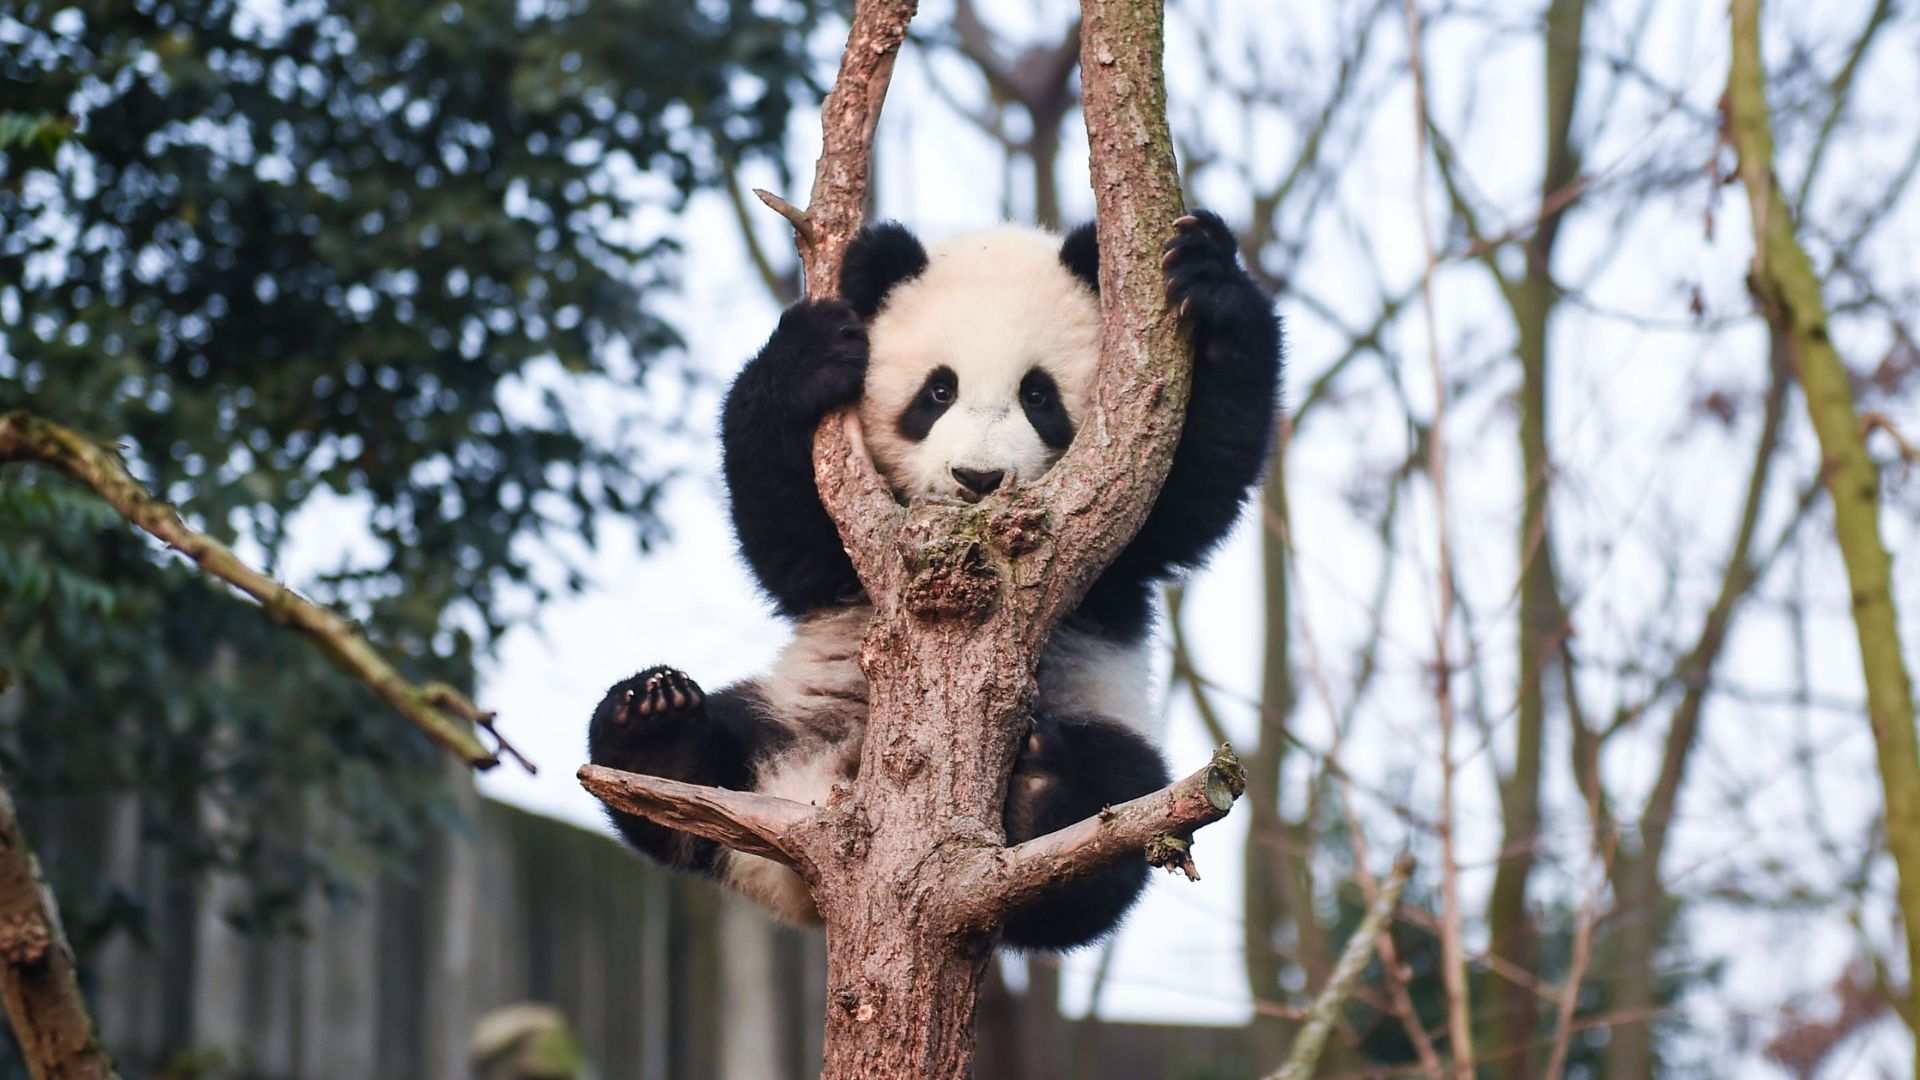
588 209 1281 950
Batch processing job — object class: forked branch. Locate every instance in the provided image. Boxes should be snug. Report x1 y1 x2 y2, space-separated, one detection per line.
580 0 1245 1074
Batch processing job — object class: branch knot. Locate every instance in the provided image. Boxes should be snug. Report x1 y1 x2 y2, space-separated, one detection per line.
0 913 52 968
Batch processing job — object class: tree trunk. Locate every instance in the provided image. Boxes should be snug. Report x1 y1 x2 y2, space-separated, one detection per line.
582 5 1248 1075
1726 3 1920 1069
1480 4 1586 1074
0 766 120 1080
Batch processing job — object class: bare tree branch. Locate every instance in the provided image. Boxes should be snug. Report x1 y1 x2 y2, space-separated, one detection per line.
1400 1 1474 1073
973 747 1246 921
1797 0 1895 206
577 765 819 866
0 410 513 771
1728 5 1920 1069
1265 853 1415 1080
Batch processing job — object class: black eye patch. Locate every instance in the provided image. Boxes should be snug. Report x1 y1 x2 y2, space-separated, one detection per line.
896 366 958 442
1019 368 1075 450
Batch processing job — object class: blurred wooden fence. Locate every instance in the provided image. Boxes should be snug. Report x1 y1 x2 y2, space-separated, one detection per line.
18 778 821 1080
13 779 1244 1079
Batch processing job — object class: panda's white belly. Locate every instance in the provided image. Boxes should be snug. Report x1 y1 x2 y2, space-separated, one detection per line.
759 603 1155 740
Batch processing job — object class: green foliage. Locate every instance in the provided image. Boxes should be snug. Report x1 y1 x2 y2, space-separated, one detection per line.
0 110 74 162
0 0 821 932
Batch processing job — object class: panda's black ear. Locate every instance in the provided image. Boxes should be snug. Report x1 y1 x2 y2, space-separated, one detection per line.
841 222 928 320
1059 221 1100 294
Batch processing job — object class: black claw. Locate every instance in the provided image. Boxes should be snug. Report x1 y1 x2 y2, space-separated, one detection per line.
612 666 706 727
1159 208 1257 344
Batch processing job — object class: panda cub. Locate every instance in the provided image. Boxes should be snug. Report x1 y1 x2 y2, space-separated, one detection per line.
589 210 1281 949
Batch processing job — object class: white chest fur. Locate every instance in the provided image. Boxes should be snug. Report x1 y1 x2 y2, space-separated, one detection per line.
758 603 1155 744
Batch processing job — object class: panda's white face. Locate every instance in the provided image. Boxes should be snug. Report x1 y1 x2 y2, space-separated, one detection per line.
859 226 1104 502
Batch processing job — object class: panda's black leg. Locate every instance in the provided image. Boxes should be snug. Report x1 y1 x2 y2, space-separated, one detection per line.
1001 713 1173 950
588 667 778 873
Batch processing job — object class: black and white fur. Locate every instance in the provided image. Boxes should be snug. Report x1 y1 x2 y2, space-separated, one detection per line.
589 211 1281 950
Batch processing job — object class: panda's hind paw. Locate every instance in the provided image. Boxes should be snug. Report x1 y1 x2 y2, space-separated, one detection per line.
614 666 707 728
1004 717 1070 843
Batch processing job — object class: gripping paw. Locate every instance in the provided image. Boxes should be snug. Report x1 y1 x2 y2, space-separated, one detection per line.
770 299 870 418
1162 210 1260 345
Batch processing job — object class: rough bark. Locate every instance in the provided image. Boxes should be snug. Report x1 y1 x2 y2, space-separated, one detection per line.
1726 3 1920 1070
0 411 511 769
580 1 1239 1077
0 767 120 1080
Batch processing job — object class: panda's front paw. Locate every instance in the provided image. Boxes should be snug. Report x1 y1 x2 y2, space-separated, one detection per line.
591 666 707 758
770 299 870 418
1162 210 1262 349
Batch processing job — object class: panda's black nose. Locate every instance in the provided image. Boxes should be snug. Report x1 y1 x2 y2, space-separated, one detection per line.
952 467 1005 495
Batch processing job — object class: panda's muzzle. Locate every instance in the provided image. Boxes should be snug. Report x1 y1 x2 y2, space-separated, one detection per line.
951 467 1005 498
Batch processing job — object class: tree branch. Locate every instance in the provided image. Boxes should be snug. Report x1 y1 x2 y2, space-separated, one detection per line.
0 764 120 1080
1265 853 1414 1080
0 410 513 771
1728 2 1920 1068
971 747 1246 922
752 0 921 598
577 765 819 866
1400 2 1473 1074
1797 0 1894 207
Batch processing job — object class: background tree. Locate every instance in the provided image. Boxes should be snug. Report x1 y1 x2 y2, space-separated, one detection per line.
0 0 821 1060
878 0 1920 1074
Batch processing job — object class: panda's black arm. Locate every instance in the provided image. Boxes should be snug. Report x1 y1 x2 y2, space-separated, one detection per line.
721 300 871 617
1081 214 1282 624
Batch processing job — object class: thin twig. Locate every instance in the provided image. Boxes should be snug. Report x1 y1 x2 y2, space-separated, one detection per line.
1543 747 1616 1078
1861 411 1919 470
1264 854 1416 1080
1400 1 1474 1074
753 187 818 249
723 162 797 304
1291 548 1446 1080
